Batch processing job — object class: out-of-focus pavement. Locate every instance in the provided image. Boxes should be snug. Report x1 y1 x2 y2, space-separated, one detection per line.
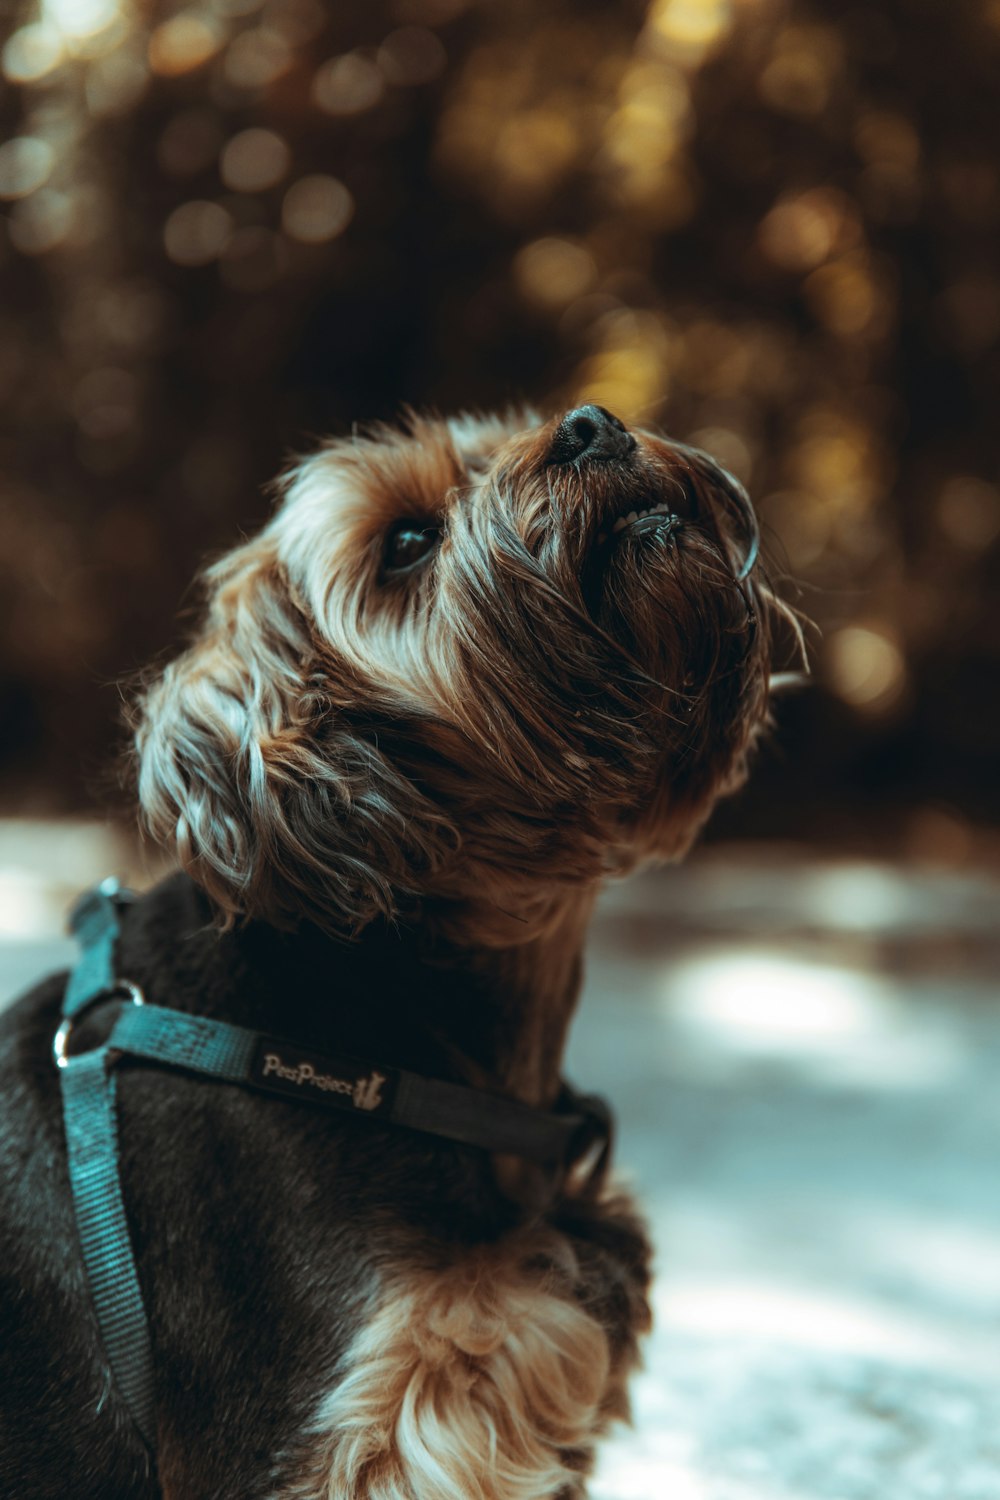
2 822 999 1500
580 853 1000 1500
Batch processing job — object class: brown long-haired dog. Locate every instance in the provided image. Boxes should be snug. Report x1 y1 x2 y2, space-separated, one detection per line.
0 405 791 1499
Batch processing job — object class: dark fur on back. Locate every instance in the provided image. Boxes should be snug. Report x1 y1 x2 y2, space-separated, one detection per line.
0 874 651 1498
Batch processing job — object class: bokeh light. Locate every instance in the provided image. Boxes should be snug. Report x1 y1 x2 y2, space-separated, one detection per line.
0 136 55 199
3 22 63 82
223 27 292 89
42 0 120 42
148 14 222 76
645 0 735 67
513 238 596 310
9 188 72 253
281 174 353 243
826 626 906 713
758 23 842 117
312 51 384 115
574 309 677 421
219 127 290 192
163 200 233 265
758 189 858 273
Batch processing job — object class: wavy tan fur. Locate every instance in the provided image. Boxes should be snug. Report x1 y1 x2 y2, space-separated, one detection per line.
280 1224 648 1500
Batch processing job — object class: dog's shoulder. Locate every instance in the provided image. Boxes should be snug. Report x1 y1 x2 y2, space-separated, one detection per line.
271 1187 652 1500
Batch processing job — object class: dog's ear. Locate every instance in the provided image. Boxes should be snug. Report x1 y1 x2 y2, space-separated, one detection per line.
133 537 457 935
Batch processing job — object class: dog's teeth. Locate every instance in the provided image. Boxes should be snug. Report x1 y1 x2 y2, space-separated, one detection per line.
610 504 674 535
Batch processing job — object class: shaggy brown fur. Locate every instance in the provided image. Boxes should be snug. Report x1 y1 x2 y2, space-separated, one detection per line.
39 405 786 1496
136 409 784 953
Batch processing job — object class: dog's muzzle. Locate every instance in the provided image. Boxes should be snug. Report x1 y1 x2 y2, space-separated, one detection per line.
547 404 687 552
545 407 761 587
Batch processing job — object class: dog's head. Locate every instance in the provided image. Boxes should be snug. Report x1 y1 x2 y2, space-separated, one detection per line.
135 407 790 940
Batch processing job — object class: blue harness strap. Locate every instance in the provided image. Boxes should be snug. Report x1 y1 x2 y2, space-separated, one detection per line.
62 878 129 1020
61 1051 159 1450
57 880 158 1452
56 881 613 1459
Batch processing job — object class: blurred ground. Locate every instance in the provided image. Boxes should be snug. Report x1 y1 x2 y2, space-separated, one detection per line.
2 823 998 1499
581 854 1000 1500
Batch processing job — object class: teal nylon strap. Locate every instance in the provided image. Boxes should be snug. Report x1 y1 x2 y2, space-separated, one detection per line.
59 879 157 1455
60 1048 157 1451
111 1005 259 1083
62 878 130 1019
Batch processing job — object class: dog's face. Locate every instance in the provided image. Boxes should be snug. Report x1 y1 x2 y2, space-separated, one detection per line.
136 407 784 939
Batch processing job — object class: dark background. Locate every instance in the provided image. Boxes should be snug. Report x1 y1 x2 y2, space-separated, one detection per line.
1 0 998 858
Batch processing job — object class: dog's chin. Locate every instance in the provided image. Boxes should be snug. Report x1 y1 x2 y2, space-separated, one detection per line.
589 517 755 689
580 509 681 622
581 516 766 848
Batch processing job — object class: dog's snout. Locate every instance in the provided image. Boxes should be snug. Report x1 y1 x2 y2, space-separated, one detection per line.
547 404 636 465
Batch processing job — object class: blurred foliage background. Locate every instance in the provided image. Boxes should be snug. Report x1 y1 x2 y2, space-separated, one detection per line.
0 0 998 858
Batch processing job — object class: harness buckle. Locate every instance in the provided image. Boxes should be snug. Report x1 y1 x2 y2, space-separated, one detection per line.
53 980 146 1069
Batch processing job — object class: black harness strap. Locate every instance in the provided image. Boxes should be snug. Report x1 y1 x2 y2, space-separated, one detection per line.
102 1002 610 1166
55 881 613 1456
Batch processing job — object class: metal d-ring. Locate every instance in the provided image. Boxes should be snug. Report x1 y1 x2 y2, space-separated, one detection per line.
53 981 146 1069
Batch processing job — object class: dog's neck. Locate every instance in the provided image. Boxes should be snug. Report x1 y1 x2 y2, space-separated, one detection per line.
125 876 596 1110
420 888 598 1106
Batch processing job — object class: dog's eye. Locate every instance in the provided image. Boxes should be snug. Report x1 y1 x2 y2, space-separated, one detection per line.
383 521 440 575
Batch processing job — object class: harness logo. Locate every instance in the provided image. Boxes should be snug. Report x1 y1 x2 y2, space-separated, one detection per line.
353 1070 386 1111
251 1041 397 1117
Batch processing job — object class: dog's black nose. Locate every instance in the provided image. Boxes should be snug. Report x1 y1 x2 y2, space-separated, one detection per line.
548 405 636 465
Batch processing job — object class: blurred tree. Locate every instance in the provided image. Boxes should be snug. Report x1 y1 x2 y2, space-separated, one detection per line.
0 0 997 853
